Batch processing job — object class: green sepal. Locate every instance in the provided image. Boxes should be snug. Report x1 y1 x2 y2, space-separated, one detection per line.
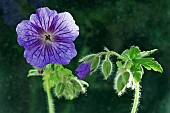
54 77 89 100
54 82 65 98
90 56 100 70
40 64 89 100
79 54 96 63
64 83 75 100
70 79 82 91
122 72 130 84
27 68 42 77
114 73 126 95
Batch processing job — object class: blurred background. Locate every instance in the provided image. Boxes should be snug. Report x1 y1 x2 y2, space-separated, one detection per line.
0 0 170 113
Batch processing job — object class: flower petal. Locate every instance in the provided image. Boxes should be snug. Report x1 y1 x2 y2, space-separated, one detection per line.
53 12 79 41
16 7 79 68
50 41 77 65
16 20 42 50
24 43 52 68
29 7 58 32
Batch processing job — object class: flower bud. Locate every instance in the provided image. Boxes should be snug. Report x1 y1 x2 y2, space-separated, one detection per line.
114 73 126 96
102 59 112 80
114 71 131 96
38 69 44 74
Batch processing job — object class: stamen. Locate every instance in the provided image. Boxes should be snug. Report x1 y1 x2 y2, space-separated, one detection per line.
45 34 51 41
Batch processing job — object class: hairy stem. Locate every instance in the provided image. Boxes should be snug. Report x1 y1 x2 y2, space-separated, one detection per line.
111 51 125 60
46 79 55 113
99 51 126 61
131 82 140 113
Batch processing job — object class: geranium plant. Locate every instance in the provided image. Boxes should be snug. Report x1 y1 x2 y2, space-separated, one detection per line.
16 7 163 113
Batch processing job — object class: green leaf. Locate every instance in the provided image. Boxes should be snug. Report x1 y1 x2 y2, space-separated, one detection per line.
134 58 163 73
90 56 100 70
79 54 96 63
102 59 112 80
129 46 140 59
120 46 141 60
138 49 157 58
71 79 82 91
130 64 143 83
121 49 130 59
131 63 143 72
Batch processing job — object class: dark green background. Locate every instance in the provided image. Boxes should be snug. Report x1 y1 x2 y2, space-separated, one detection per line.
0 0 170 113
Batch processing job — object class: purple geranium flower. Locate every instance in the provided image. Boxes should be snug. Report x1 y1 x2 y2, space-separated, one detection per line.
76 61 92 80
16 7 79 68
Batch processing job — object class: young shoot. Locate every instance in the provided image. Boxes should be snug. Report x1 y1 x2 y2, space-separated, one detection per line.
77 46 163 113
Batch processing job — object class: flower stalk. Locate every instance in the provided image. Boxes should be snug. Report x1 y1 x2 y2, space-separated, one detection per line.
46 79 54 113
131 82 140 113
98 51 125 61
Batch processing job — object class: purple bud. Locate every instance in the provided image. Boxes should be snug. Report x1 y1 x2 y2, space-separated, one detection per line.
76 61 92 80
38 69 44 74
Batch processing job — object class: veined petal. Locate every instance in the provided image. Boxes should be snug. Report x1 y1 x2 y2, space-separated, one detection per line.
16 7 79 67
29 7 58 32
53 12 79 41
24 43 51 68
50 41 77 65
16 20 42 50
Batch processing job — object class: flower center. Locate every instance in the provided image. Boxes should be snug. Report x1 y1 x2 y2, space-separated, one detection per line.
42 33 54 44
45 34 51 41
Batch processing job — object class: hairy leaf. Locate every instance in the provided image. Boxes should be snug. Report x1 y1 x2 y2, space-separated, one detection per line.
133 71 143 83
138 49 157 58
134 58 163 73
121 49 130 59
129 46 140 59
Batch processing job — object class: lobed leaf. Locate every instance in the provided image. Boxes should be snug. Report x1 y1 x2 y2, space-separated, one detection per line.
129 46 140 59
134 58 163 73
138 49 158 58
